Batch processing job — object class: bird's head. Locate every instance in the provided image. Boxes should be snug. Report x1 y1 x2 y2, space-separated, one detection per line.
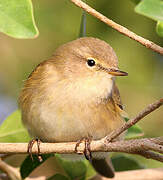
51 37 128 102
53 37 128 80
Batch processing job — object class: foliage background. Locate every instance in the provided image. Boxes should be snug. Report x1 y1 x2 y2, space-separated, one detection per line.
0 0 163 177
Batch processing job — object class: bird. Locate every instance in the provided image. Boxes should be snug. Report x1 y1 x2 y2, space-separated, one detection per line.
19 37 128 178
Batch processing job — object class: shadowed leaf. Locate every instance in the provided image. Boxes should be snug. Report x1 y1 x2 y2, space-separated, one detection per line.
20 154 53 179
124 118 144 139
55 154 87 180
130 0 141 5
112 154 145 171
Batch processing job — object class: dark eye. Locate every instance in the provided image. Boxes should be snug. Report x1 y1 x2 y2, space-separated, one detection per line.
87 59 95 67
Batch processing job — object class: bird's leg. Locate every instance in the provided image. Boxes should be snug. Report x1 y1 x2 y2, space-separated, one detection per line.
84 138 92 162
75 137 92 162
27 138 43 162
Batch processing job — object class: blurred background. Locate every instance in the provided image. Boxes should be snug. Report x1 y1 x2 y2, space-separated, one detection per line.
0 0 162 170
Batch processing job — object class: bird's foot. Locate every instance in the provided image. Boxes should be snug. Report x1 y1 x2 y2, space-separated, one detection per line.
75 137 92 162
27 138 43 162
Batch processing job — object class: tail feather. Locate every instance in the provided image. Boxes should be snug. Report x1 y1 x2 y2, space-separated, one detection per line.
92 157 115 178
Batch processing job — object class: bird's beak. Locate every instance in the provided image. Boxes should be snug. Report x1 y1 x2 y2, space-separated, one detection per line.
107 68 128 76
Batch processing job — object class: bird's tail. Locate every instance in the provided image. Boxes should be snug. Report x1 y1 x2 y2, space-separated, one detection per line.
92 157 115 178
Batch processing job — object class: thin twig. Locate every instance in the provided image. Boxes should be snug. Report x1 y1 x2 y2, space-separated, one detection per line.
105 98 163 142
0 158 21 180
70 0 163 55
0 158 46 180
136 151 163 162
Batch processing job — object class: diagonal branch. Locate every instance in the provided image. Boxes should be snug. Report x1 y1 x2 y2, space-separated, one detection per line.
70 0 163 55
105 98 163 142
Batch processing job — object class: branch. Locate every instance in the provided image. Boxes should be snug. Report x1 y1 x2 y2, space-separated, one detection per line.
136 151 163 162
105 98 163 142
0 158 21 180
0 158 46 180
70 0 163 55
0 137 163 162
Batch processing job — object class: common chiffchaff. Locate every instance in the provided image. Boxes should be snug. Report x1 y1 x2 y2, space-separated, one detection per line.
19 37 128 178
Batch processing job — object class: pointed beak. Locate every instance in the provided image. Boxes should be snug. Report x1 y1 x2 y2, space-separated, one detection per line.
107 68 128 76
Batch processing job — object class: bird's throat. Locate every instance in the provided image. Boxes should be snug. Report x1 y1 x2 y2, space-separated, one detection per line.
66 75 114 104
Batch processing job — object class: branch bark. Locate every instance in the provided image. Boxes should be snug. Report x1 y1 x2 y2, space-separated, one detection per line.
70 0 163 55
0 137 163 162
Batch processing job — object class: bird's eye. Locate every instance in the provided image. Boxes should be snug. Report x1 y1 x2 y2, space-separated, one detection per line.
87 59 96 67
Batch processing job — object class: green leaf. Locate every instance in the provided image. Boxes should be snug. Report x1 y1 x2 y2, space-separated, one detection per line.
112 154 145 171
156 21 163 37
0 110 30 142
20 154 53 179
124 118 144 139
124 117 130 122
125 125 144 139
0 0 39 39
48 174 70 180
135 0 163 22
55 155 87 180
83 160 96 180
135 0 163 37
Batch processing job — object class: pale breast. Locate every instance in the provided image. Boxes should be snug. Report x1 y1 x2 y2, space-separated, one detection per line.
23 92 124 143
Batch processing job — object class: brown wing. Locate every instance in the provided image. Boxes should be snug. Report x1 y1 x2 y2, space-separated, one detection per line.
91 84 127 178
112 82 128 118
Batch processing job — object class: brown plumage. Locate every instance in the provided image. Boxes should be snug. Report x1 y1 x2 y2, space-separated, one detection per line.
19 37 128 178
